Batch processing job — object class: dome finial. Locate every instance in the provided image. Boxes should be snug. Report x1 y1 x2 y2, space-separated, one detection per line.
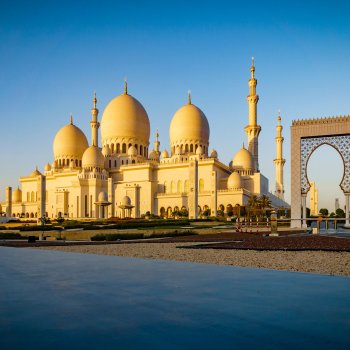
124 77 128 95
242 142 245 149
277 109 281 124
93 91 97 109
250 56 255 78
188 90 191 104
70 114 73 125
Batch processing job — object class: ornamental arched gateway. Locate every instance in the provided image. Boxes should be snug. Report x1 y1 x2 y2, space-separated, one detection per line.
291 116 350 228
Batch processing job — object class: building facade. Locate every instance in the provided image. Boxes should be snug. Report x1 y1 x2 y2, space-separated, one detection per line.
1 61 288 220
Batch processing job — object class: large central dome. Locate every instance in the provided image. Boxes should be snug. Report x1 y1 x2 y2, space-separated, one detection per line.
53 117 89 167
100 84 150 154
169 95 210 155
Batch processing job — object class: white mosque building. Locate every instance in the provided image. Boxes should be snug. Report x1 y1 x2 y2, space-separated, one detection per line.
1 60 288 220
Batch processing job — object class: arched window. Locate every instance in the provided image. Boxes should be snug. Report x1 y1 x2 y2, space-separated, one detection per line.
79 160 82 167
171 180 176 193
199 179 205 192
62 159 65 166
122 160 124 165
190 144 193 152
140 145 143 156
132 160 135 164
185 144 189 152
111 144 115 154
109 160 111 168
184 180 189 193
195 144 198 152
122 143 126 153
116 143 120 153
177 180 182 193
114 160 117 167
160 207 166 217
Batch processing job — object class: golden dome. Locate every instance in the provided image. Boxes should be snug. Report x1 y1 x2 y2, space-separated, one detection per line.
232 145 254 170
128 145 138 157
97 191 108 203
44 163 51 172
227 171 242 189
196 145 203 155
102 145 111 157
149 149 158 160
31 167 42 177
13 188 22 203
82 146 105 169
101 89 150 146
161 149 169 158
169 99 210 150
121 195 132 206
210 149 218 158
53 119 88 161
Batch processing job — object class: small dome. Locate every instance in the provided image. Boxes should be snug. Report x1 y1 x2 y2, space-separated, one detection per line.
98 191 108 202
196 145 203 155
175 145 181 155
44 163 51 172
122 195 131 206
232 145 254 170
169 99 210 149
31 167 42 177
149 149 158 160
82 146 105 169
101 88 150 146
13 188 22 203
53 118 88 161
210 149 218 158
227 171 242 189
161 149 169 158
102 145 111 157
128 145 138 157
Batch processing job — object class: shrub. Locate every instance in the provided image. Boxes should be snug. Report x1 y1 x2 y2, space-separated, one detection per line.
0 232 22 239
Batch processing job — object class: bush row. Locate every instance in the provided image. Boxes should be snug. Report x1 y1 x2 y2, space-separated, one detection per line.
90 230 197 241
0 232 22 239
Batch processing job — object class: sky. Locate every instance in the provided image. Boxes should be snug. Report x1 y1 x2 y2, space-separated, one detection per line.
0 0 350 210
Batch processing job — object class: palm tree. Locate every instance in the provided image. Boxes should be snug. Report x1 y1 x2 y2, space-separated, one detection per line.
258 195 272 220
247 195 259 222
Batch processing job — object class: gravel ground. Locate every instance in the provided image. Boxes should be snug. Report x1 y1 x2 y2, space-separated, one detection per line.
38 242 350 276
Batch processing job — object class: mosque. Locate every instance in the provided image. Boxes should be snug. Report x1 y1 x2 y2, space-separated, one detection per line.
1 60 289 220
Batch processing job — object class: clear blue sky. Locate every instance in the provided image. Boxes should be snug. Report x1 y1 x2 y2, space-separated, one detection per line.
1 0 350 210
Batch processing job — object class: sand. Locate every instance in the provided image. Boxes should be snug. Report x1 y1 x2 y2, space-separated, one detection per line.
38 242 350 276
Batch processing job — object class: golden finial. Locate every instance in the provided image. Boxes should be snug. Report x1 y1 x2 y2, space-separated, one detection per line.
242 142 245 149
93 91 97 108
250 56 255 78
124 78 128 95
277 109 281 124
70 114 73 125
188 90 191 104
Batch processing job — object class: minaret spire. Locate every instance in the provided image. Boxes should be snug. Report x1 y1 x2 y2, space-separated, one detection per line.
124 78 128 95
244 57 261 171
154 128 160 155
90 92 100 147
274 111 286 200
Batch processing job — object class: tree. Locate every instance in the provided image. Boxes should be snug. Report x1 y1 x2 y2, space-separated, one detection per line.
319 208 329 216
258 195 272 219
336 208 345 218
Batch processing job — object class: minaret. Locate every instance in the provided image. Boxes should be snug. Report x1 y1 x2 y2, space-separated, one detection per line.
274 111 286 200
154 129 160 156
244 57 261 171
90 92 100 146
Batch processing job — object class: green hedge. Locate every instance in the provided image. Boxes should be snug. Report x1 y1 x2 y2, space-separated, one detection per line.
0 232 22 239
90 230 197 241
19 225 60 232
